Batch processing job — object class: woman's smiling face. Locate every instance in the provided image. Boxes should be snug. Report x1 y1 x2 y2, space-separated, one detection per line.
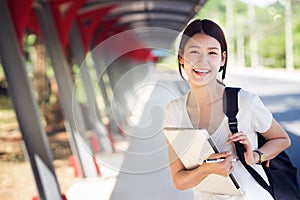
180 33 226 87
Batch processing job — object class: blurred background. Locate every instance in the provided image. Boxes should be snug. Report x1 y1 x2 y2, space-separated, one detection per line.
0 0 299 199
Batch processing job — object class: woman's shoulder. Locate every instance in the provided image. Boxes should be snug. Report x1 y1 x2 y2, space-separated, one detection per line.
238 88 258 103
164 93 188 113
163 93 189 126
237 88 264 112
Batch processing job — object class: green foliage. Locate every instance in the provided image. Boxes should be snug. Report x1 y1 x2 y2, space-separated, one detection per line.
196 0 226 23
0 96 12 110
195 0 300 69
24 34 36 66
256 2 286 68
258 33 286 68
293 8 300 69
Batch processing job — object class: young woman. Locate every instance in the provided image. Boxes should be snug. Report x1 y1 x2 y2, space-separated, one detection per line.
163 19 291 199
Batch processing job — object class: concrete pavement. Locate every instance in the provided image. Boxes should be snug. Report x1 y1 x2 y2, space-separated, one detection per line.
67 70 193 200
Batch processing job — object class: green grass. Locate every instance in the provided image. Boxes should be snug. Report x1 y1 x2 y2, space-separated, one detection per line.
0 96 18 131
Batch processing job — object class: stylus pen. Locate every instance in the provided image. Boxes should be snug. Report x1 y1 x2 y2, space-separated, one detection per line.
204 158 239 163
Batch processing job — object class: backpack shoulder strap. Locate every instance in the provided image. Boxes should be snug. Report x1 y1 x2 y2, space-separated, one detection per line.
223 87 273 195
223 87 240 134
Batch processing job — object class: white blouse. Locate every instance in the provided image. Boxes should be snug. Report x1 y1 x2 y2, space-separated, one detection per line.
163 89 274 200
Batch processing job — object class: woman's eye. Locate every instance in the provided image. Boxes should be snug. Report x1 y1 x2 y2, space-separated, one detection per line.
209 52 218 55
190 50 199 54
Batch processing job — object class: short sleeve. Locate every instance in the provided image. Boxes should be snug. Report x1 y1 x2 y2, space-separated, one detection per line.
162 94 188 128
163 103 173 128
250 94 273 133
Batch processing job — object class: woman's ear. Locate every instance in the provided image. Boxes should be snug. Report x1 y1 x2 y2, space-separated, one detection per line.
178 56 184 66
221 51 226 66
178 49 184 66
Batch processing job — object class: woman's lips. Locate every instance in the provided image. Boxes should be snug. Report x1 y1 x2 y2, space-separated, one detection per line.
193 69 210 76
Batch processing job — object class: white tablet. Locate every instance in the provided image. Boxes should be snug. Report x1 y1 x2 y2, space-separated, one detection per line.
163 127 244 196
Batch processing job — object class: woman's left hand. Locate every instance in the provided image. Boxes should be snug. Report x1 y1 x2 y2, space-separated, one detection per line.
227 132 256 165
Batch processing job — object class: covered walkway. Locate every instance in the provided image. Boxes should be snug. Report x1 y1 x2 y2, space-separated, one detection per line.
1 1 299 199
67 70 191 199
0 0 207 199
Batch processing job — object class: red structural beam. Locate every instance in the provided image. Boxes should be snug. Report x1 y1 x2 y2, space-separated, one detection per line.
50 0 87 53
96 25 157 62
7 0 34 50
94 17 121 45
77 5 116 54
27 9 42 38
93 17 157 62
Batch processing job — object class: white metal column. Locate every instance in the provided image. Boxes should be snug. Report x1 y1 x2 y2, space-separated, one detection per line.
34 1 98 178
69 23 113 152
0 1 62 199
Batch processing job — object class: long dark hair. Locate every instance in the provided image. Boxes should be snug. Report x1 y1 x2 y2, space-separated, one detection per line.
178 19 228 80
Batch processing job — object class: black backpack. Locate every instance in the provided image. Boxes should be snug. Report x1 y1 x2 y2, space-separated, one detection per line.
223 87 300 200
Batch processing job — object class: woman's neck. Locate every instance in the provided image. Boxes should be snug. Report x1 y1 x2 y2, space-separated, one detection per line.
188 82 224 109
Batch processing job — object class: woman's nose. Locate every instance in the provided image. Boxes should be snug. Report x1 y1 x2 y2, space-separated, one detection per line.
197 51 208 65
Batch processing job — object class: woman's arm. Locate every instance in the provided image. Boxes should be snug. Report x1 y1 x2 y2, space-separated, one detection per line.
227 118 291 165
167 140 234 190
256 118 291 161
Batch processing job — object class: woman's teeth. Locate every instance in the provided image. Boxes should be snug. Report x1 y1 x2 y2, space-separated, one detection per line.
193 69 210 77
193 69 210 73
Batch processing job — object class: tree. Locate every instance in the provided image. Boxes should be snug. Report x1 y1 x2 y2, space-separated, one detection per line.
196 0 300 69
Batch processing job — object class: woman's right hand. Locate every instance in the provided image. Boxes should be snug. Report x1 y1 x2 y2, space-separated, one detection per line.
204 151 234 177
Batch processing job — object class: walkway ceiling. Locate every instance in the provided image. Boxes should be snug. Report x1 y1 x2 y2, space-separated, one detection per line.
84 0 207 31
32 0 208 54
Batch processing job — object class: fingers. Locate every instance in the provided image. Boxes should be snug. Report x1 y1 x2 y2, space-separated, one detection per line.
226 132 252 150
209 151 232 159
227 132 247 143
216 156 234 177
227 132 257 165
223 156 235 176
206 153 234 177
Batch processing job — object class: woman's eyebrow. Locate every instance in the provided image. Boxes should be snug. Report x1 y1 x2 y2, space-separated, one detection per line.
187 45 219 50
187 45 201 49
208 47 220 50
